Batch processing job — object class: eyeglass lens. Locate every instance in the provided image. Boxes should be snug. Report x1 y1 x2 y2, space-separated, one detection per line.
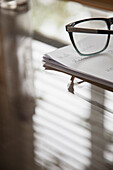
72 20 109 55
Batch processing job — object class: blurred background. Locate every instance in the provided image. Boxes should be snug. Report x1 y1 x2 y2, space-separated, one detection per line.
0 1 113 170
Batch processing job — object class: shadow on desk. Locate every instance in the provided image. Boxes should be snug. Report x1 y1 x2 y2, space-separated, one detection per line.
31 40 113 170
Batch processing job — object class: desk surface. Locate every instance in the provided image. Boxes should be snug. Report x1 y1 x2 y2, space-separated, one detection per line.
1 38 113 170
0 2 113 170
33 40 113 170
0 8 113 169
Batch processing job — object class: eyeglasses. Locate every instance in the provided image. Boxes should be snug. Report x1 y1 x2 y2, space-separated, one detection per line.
66 17 113 56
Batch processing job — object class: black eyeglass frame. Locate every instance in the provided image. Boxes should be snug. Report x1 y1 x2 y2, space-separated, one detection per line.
66 17 113 56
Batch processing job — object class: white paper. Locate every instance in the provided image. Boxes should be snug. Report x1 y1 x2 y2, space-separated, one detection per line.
43 39 113 90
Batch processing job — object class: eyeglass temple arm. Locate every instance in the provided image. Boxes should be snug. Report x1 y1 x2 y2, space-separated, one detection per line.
66 27 113 34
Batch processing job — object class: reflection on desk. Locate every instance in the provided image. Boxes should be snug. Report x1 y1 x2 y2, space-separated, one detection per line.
33 40 113 170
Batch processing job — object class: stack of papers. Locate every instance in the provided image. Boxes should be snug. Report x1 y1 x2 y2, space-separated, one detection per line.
43 44 113 92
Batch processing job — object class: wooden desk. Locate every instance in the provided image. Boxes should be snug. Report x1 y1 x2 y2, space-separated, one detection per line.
66 0 113 11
